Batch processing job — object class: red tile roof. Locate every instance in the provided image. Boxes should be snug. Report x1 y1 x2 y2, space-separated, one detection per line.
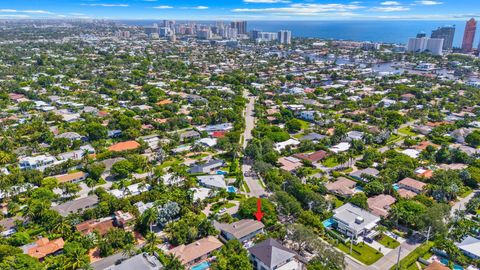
27 238 65 259
108 141 140 152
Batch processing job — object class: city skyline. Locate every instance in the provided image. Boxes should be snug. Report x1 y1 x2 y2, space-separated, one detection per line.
0 0 478 21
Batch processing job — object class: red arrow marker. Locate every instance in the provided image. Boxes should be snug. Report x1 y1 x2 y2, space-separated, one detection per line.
254 198 264 221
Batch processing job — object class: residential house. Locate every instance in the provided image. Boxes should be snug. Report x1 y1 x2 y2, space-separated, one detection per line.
450 128 474 144
412 125 433 135
330 142 351 153
300 132 326 142
179 130 200 141
346 131 364 141
367 194 396 217
214 219 265 243
19 155 57 171
274 139 300 152
457 236 480 260
424 262 450 270
249 238 305 270
167 236 223 267
397 177 427 198
197 175 226 189
299 110 317 121
350 168 379 182
104 253 163 270
108 141 141 152
52 195 99 217
332 203 380 239
75 217 115 236
294 150 328 164
54 132 85 142
109 183 151 199
190 159 224 174
325 177 357 198
53 171 87 184
22 237 65 260
277 156 303 172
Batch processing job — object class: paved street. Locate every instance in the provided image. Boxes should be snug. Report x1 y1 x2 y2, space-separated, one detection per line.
451 189 479 217
241 90 266 197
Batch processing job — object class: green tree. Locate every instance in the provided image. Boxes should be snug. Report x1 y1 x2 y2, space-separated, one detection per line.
238 197 277 227
348 193 368 209
210 240 251 270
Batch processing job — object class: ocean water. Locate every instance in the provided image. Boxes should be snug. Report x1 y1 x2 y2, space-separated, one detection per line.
121 20 476 47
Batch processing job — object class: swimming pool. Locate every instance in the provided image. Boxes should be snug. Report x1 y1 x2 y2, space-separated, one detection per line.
227 186 237 193
216 170 228 175
322 218 336 228
191 261 210 270
439 258 463 270
393 184 399 191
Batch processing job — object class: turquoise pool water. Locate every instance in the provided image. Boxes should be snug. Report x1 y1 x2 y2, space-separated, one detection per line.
191 262 210 270
393 184 399 191
323 218 336 228
439 258 463 270
227 186 237 193
216 170 227 175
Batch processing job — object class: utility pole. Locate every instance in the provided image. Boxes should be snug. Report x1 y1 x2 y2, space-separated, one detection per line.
350 235 353 254
395 246 402 270
426 226 431 242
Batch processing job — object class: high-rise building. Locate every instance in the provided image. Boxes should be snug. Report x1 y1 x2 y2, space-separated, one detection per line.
231 21 247 35
462 18 477 53
431 25 455 50
416 32 427 38
278 30 292 44
144 25 159 36
407 37 428 53
426 38 444 55
407 37 443 56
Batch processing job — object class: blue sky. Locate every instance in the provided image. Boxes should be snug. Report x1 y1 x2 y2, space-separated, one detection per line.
0 0 478 20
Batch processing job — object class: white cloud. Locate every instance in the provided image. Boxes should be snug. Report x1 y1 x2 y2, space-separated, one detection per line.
232 3 364 16
381 1 401 5
370 6 410 12
195 6 209 10
153 5 173 9
0 14 30 18
243 0 291 3
23 10 54 14
0 9 54 15
81 4 129 7
415 0 442 5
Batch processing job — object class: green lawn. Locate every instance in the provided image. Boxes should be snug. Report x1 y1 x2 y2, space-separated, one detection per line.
323 156 340 168
331 196 344 208
297 119 311 130
377 234 400 249
158 158 182 169
390 241 434 270
211 201 236 213
387 134 402 144
337 241 383 265
398 127 417 136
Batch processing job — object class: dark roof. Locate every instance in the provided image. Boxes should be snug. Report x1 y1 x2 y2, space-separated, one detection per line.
248 238 296 268
300 133 326 141
53 195 99 217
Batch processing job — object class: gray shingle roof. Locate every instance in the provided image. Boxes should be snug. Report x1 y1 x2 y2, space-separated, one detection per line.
248 238 296 268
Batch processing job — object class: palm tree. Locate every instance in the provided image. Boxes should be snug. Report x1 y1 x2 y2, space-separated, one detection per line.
121 243 137 258
164 254 184 270
52 219 73 238
144 231 161 253
85 177 97 193
142 208 158 232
